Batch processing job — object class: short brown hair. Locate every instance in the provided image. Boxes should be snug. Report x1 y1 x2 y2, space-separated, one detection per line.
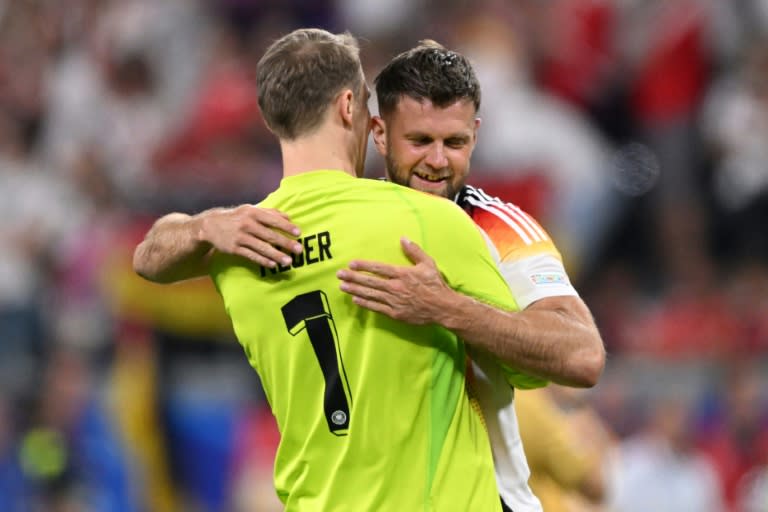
256 28 363 140
375 40 481 116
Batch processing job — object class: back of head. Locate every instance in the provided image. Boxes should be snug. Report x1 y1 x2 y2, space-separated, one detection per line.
257 28 363 140
375 40 481 116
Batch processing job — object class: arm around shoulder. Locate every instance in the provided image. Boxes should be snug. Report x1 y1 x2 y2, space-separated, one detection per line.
133 212 213 283
437 293 605 388
133 205 302 284
337 197 606 387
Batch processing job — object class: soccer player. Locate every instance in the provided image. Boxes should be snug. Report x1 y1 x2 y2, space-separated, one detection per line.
337 41 606 512
134 28 515 511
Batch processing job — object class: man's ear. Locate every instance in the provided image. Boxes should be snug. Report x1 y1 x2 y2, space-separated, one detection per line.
338 89 355 127
471 117 481 149
371 116 387 156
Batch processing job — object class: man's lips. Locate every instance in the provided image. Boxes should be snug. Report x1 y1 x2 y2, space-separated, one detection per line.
412 171 448 183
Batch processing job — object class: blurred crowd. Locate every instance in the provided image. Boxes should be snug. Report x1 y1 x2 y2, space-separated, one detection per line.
0 0 767 511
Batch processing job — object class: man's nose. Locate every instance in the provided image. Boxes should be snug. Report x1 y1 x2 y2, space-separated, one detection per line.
424 143 448 169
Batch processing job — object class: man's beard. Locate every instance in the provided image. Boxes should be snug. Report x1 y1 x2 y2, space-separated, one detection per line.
385 151 463 199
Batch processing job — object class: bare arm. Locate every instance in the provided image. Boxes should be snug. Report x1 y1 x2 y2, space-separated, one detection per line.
438 292 604 387
337 238 605 387
133 205 302 284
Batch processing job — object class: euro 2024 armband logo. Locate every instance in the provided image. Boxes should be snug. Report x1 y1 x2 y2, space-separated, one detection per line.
529 272 568 286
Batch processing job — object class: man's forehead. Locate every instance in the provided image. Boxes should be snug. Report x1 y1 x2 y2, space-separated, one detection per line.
389 96 477 128
394 95 475 114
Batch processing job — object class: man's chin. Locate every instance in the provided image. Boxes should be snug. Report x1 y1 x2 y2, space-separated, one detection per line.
409 178 450 198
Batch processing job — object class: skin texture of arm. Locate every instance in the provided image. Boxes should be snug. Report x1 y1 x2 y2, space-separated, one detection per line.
337 237 606 387
133 206 302 283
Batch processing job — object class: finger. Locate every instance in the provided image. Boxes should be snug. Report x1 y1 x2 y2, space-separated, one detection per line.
262 208 293 221
339 281 390 303
336 269 392 291
252 207 301 236
246 223 303 255
351 296 394 317
238 240 294 267
235 247 280 268
401 237 433 265
346 259 400 278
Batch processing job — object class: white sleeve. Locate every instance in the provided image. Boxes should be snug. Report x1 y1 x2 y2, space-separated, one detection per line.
498 253 578 310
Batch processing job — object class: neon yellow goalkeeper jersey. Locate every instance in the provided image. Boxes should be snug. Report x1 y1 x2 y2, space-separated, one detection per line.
210 170 517 511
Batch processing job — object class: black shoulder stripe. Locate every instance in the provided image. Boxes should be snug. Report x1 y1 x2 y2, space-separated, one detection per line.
457 184 502 208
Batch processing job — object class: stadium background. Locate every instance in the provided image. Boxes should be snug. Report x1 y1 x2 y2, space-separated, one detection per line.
0 0 767 510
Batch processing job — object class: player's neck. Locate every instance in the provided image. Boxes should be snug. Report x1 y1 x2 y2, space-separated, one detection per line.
280 131 357 179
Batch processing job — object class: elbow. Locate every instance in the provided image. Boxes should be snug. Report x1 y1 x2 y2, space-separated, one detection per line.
132 243 157 282
132 244 146 277
567 344 606 388
583 345 607 388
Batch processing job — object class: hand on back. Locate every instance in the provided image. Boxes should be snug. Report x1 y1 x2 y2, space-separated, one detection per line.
202 205 303 268
337 237 452 324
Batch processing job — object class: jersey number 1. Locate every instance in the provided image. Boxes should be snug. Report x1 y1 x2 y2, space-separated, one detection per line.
282 290 352 436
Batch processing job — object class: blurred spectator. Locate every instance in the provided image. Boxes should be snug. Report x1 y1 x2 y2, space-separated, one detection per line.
582 261 648 353
151 21 280 209
530 0 619 117
737 464 768 512
620 251 743 359
0 396 27 512
697 362 768 511
620 0 711 129
42 0 207 202
229 406 283 512
723 261 768 353
516 386 616 512
530 0 717 287
338 0 423 39
100 223 250 512
0 108 81 394
702 38 768 262
617 0 713 283
0 1 51 142
447 10 620 278
610 397 725 512
16 347 138 512
50 149 128 353
214 0 339 34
